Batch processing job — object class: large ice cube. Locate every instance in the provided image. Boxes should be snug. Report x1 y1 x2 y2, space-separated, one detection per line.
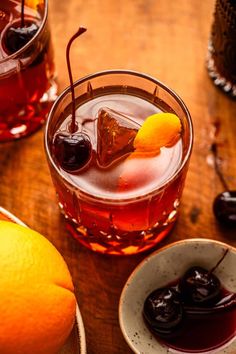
97 107 140 167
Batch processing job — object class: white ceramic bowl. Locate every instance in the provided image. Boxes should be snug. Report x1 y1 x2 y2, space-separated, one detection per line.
119 238 236 354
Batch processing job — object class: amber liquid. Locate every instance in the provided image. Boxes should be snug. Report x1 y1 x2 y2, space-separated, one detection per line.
0 0 57 141
50 88 187 255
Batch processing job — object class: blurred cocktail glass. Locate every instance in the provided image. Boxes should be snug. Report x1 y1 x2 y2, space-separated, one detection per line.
0 0 57 141
207 0 236 97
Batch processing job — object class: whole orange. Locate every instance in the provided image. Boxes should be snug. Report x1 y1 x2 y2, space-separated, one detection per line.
0 221 76 354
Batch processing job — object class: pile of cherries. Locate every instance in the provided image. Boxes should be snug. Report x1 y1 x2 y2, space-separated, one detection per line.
143 252 235 339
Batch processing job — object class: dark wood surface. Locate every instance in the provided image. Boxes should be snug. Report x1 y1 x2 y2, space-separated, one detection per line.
1 1 236 353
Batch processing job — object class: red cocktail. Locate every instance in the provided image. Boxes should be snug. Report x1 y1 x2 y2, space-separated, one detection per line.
0 0 57 141
45 70 193 255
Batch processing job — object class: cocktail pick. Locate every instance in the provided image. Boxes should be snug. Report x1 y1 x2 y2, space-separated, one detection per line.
211 143 236 226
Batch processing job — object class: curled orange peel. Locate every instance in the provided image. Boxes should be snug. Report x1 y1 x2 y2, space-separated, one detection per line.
118 113 182 191
25 0 41 8
133 113 181 156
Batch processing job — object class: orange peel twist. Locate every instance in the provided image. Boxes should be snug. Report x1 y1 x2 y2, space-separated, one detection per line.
133 112 182 157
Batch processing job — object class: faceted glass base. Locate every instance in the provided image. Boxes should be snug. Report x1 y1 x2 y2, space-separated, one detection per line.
65 217 176 256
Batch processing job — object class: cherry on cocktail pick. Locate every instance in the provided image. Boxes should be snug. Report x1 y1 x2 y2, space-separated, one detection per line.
211 143 236 226
4 0 39 54
53 27 92 172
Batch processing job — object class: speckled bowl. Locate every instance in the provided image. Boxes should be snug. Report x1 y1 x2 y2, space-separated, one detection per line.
119 239 236 354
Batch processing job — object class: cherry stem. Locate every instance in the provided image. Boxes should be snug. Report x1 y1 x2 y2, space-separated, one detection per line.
66 27 87 134
209 248 229 275
211 143 229 191
21 0 25 28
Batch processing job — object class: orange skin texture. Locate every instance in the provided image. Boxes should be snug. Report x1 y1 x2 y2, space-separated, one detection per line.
0 221 76 354
133 113 181 155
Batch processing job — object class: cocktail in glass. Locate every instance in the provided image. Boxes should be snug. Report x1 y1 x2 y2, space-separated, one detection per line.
45 70 193 255
0 0 57 141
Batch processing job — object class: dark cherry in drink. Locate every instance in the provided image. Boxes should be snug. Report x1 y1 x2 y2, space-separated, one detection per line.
0 0 57 141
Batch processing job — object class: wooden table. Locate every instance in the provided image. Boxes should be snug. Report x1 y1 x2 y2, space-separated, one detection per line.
1 0 236 353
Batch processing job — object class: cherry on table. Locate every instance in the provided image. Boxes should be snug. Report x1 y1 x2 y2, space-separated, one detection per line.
143 287 184 337
53 131 92 172
179 266 221 306
211 143 236 227
213 191 236 227
4 20 39 54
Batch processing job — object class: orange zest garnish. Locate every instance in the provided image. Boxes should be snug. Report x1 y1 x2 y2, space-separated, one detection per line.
133 113 181 156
